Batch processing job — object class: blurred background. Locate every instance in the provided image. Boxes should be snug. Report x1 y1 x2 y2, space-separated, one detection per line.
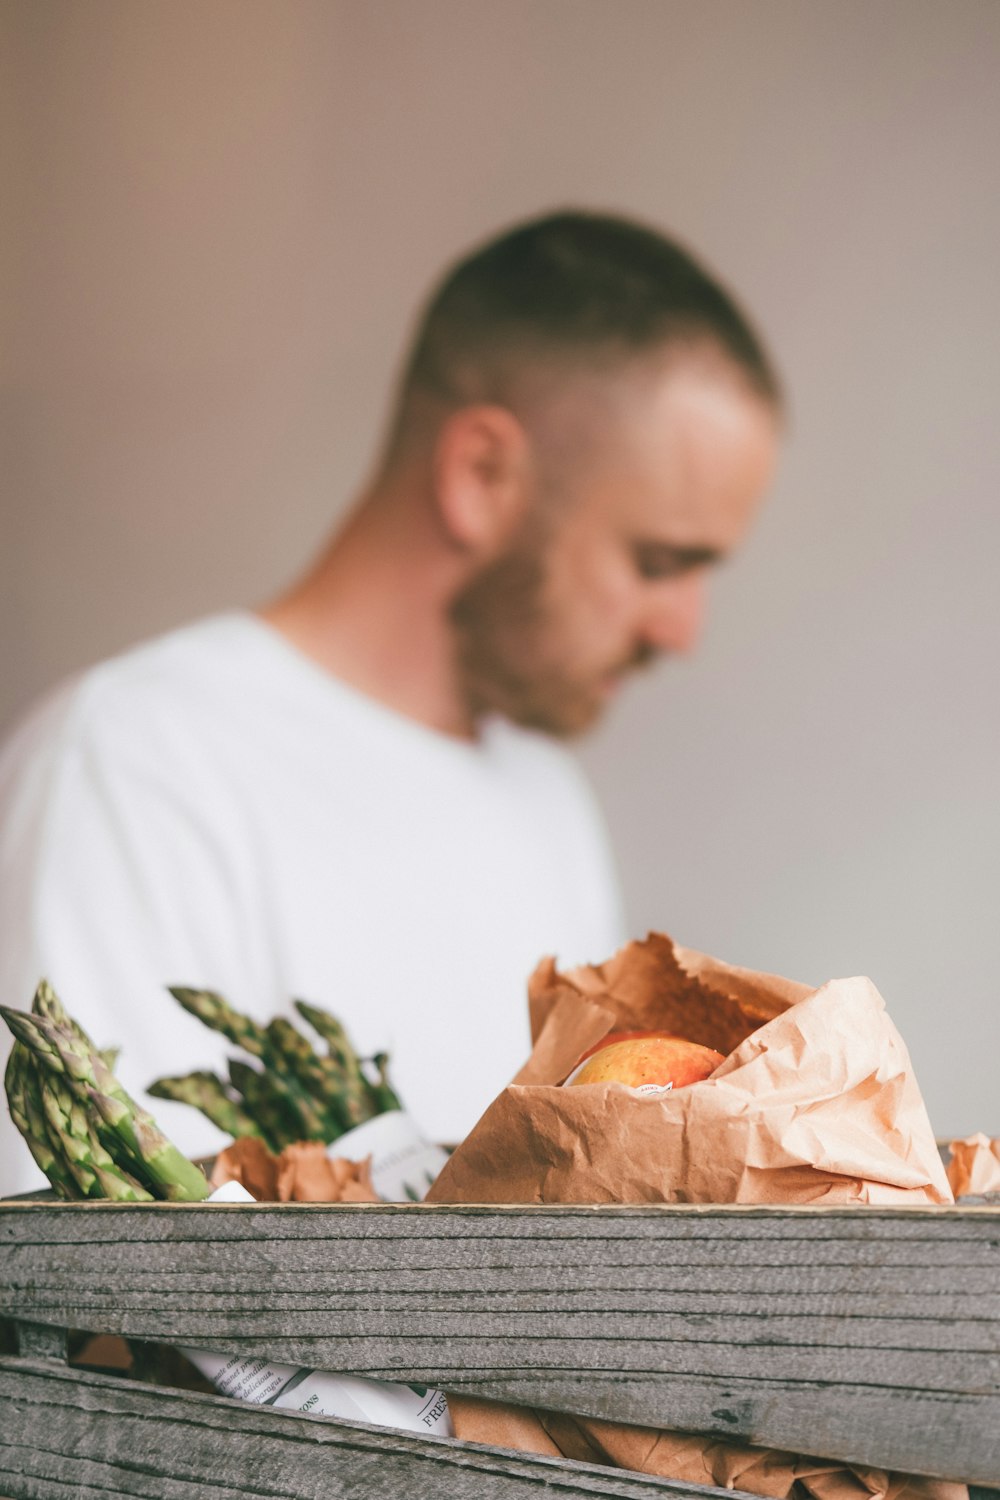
3 0 998 1133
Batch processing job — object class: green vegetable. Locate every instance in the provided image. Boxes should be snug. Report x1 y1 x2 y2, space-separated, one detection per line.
1 983 207 1202
149 988 403 1151
147 1070 262 1143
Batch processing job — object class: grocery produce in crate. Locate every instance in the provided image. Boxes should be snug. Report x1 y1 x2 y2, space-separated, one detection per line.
429 932 954 1207
0 986 453 1436
563 1029 725 1091
150 986 449 1200
430 931 966 1500
148 986 401 1153
2 981 209 1202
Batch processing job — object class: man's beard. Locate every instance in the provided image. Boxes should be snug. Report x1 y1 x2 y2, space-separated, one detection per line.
449 536 655 739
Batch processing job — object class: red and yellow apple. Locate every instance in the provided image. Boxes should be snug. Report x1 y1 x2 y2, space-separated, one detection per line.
564 1031 724 1093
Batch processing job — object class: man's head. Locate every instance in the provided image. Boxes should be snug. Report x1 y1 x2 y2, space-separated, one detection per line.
379 210 782 737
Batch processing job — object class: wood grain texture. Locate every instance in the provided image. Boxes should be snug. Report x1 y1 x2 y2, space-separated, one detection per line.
0 1358 750 1500
1 1201 998 1484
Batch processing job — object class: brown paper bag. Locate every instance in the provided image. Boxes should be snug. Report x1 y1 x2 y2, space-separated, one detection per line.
449 1396 965 1500
210 1136 378 1202
428 934 951 1207
946 1133 1000 1197
431 934 959 1499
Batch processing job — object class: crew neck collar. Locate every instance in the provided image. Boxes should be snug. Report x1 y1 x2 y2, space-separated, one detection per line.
225 608 506 760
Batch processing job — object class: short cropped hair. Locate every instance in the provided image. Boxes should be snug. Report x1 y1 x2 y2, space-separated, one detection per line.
384 209 780 460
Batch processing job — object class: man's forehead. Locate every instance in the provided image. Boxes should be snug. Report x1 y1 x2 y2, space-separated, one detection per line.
583 360 779 546
536 343 772 456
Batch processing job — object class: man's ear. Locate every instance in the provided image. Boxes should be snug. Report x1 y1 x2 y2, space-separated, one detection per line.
433 405 533 555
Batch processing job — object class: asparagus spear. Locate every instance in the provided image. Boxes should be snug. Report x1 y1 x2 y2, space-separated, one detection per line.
293 999 376 1127
227 1057 329 1148
1 1008 118 1096
1 1005 208 1202
167 986 269 1059
159 985 402 1148
32 978 86 1037
226 1060 288 1152
263 1017 328 1093
148 1070 263 1142
295 999 403 1121
262 1018 353 1139
35 1067 99 1196
4 1043 28 1139
87 1087 208 1201
292 999 356 1071
367 1051 403 1115
29 980 120 1073
39 1071 153 1202
170 991 339 1141
19 1052 82 1198
25 1076 160 1201
5 1045 79 1199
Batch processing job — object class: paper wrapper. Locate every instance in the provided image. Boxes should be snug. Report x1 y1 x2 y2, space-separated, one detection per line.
209 1137 378 1202
428 934 952 1207
447 1396 966 1500
429 934 958 1499
946 1133 1000 1198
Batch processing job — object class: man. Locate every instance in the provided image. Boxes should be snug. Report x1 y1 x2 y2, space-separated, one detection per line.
0 211 780 1194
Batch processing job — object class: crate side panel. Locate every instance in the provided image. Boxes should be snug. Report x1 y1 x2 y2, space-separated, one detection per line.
1 1204 998 1482
0 1358 744 1500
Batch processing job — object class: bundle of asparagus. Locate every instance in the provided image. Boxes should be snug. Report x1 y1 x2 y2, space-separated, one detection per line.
2 981 209 1202
148 987 401 1154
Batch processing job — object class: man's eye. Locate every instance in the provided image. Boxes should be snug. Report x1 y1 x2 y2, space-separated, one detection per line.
633 549 687 580
632 543 721 580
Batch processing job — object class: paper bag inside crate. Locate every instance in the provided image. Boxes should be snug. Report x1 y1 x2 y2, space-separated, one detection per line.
447 1395 966 1500
427 933 951 1207
945 1133 1000 1198
430 935 957 1499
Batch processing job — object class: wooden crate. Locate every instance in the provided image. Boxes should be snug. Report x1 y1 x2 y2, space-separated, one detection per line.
1 1197 998 1498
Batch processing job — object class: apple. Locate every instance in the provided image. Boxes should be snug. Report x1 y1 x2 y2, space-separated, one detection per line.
564 1031 724 1093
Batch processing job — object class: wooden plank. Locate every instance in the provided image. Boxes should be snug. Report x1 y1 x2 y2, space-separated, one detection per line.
0 1358 749 1500
1 1202 998 1483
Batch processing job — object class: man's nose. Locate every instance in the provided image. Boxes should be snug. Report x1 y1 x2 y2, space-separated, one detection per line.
639 571 706 655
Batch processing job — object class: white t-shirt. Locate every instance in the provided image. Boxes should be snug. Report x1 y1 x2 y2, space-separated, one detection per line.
0 613 625 1195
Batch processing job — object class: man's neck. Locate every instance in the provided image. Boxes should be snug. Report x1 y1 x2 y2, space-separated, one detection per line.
259 489 479 741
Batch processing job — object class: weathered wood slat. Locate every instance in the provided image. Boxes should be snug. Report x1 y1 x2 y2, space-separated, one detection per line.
10 1308 999 1354
0 1358 751 1500
4 1197 992 1237
1 1201 998 1484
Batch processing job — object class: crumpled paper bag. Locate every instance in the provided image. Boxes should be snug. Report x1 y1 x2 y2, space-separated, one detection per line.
427 933 952 1206
946 1133 1000 1197
447 1396 966 1500
210 1136 378 1202
429 934 958 1499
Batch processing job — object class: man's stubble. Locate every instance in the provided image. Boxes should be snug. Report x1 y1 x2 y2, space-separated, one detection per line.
448 524 655 740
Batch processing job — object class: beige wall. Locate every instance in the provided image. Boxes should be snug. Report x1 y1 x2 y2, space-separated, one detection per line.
3 0 999 1134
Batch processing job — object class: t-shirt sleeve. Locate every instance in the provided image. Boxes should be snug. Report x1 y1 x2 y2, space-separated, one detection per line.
0 686 272 1194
